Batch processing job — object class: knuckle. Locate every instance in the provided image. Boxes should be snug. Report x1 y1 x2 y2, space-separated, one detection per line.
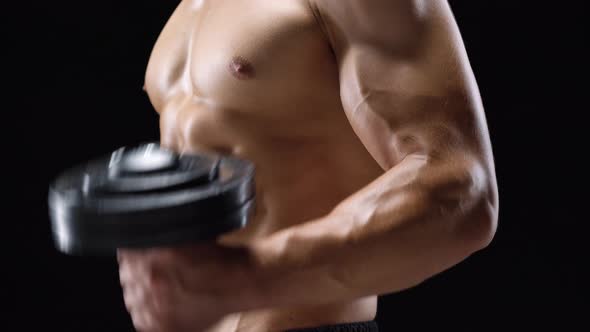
119 267 131 285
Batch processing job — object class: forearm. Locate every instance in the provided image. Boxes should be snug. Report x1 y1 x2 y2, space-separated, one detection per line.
245 153 497 309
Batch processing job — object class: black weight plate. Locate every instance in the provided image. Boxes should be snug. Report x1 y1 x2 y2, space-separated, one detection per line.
48 143 256 255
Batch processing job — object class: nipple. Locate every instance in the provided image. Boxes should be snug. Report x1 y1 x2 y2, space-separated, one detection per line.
229 56 255 80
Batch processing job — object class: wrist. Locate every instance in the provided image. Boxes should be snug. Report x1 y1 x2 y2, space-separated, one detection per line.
224 213 342 311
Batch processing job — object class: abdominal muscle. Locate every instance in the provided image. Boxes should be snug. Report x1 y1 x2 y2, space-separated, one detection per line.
157 96 380 332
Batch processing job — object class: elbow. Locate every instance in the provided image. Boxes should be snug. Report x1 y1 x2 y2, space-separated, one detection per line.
429 157 499 252
453 163 499 253
462 192 498 252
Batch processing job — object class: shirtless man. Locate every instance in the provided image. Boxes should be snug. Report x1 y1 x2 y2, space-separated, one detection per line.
117 1 499 331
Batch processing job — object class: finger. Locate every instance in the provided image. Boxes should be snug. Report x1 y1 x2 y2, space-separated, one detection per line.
119 257 149 288
118 248 150 262
119 259 133 286
122 282 141 308
145 247 185 265
129 293 172 332
130 309 154 332
119 249 159 283
125 289 164 332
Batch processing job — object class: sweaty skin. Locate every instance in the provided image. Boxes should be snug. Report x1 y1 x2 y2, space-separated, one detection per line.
118 1 499 331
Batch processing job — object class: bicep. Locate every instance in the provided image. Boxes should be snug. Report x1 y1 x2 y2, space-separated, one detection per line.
315 0 489 170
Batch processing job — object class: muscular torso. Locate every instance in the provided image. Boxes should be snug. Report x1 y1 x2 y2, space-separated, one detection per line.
144 0 383 330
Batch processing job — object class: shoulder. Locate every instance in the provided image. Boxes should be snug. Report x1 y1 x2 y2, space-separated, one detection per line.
308 0 445 54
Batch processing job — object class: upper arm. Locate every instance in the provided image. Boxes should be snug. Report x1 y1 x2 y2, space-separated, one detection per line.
310 0 493 174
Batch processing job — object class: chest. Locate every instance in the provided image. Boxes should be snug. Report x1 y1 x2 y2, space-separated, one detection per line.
145 0 337 112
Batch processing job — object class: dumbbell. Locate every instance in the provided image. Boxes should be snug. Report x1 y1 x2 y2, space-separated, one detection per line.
48 143 255 255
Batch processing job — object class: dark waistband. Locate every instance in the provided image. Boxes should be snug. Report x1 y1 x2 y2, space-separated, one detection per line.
285 321 378 332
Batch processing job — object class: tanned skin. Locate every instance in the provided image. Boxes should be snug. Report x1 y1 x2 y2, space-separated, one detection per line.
118 1 499 331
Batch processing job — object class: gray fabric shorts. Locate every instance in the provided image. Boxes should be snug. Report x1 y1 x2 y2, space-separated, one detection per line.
285 321 379 332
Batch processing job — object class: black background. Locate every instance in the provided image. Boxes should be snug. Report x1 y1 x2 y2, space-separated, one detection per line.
5 1 583 331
